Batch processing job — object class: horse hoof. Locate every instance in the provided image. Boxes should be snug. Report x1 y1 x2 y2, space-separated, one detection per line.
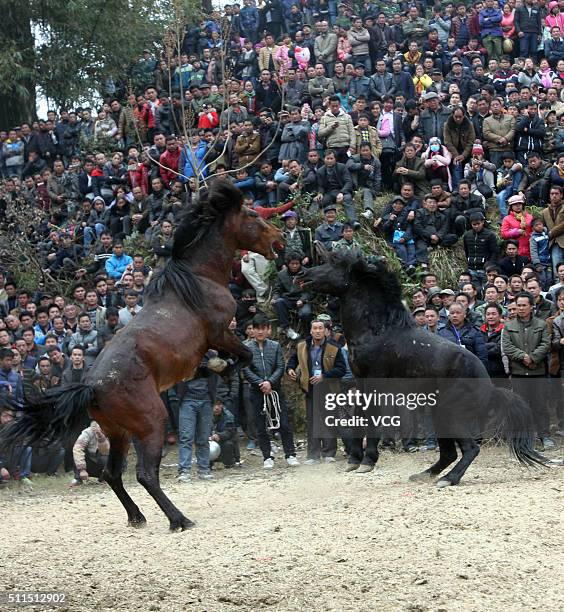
345 464 360 473
170 517 196 532
409 471 432 483
128 516 147 528
436 479 454 489
356 464 374 474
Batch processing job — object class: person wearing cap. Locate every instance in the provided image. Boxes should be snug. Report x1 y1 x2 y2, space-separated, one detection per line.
419 90 452 142
280 210 311 267
501 194 534 258
445 59 475 104
412 306 427 327
463 212 499 286
314 205 344 251
314 21 338 77
463 141 496 199
350 63 371 101
426 286 444 310
381 196 416 273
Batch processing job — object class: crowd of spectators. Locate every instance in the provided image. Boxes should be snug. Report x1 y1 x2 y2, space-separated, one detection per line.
1 0 564 487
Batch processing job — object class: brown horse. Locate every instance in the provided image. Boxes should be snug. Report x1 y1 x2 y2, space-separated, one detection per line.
5 181 283 530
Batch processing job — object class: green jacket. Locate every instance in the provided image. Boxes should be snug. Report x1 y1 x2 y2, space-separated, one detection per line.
501 316 550 376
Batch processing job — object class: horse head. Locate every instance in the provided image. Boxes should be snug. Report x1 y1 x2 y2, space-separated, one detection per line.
298 250 402 302
212 182 283 260
172 181 283 261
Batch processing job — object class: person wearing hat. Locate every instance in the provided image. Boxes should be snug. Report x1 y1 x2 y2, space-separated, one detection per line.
426 286 444 310
314 205 344 251
412 306 427 327
419 89 451 142
462 211 500 286
209 396 238 469
464 141 496 199
280 210 311 267
381 196 417 273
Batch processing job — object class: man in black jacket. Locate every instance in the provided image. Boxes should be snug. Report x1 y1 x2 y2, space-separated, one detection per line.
413 194 457 266
463 212 499 286
273 256 312 340
514 0 542 60
315 150 360 229
515 102 546 164
449 180 486 236
242 315 299 469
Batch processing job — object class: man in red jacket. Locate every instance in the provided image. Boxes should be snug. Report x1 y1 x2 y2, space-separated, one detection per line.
159 136 181 187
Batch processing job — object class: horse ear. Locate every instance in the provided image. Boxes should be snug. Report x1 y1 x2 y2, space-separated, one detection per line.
208 180 243 213
315 241 329 262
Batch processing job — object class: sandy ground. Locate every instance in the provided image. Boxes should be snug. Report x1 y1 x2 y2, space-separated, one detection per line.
0 444 563 612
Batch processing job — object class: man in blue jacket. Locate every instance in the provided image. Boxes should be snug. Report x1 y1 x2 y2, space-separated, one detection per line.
479 0 503 62
105 242 133 280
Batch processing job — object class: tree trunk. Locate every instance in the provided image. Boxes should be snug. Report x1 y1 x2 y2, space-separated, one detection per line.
2 2 36 127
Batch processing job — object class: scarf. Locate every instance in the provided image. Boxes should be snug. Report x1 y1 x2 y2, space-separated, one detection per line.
513 210 527 230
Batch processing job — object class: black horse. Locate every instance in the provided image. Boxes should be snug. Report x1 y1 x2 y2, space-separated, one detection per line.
298 250 551 487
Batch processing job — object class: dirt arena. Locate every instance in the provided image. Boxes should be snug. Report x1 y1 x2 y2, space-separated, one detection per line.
1 445 562 612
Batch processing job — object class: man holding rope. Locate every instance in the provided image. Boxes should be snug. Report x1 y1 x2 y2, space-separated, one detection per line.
242 314 300 470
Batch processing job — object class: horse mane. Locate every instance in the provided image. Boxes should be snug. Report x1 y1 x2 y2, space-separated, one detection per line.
334 252 416 329
145 181 243 311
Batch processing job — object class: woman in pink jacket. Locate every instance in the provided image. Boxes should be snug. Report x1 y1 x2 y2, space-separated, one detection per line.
421 137 453 190
546 1 564 36
501 194 533 258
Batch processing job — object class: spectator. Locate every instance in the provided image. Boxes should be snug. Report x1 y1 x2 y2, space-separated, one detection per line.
105 242 133 280
501 194 534 259
502 291 553 449
273 256 312 340
242 315 300 470
69 421 110 487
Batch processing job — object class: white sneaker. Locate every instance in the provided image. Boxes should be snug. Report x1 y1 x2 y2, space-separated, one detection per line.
304 458 319 465
361 209 373 220
286 327 299 340
324 456 336 463
263 458 275 469
177 472 191 483
286 455 300 467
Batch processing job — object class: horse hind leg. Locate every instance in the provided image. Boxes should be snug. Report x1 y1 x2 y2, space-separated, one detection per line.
409 438 458 482
132 425 195 532
436 438 480 488
103 433 147 528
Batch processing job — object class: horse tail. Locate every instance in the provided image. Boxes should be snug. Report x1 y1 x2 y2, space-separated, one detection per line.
1 383 95 448
490 386 548 467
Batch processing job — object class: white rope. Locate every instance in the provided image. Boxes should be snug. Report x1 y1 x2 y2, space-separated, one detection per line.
262 391 281 430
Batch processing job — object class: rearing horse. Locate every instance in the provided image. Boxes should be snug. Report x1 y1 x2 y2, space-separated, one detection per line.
5 182 283 530
298 250 553 487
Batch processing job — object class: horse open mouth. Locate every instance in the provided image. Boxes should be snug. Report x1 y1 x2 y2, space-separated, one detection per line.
271 240 284 258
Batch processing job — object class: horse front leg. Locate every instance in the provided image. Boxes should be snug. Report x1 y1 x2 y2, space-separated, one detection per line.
211 329 253 371
409 438 458 482
436 438 480 488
